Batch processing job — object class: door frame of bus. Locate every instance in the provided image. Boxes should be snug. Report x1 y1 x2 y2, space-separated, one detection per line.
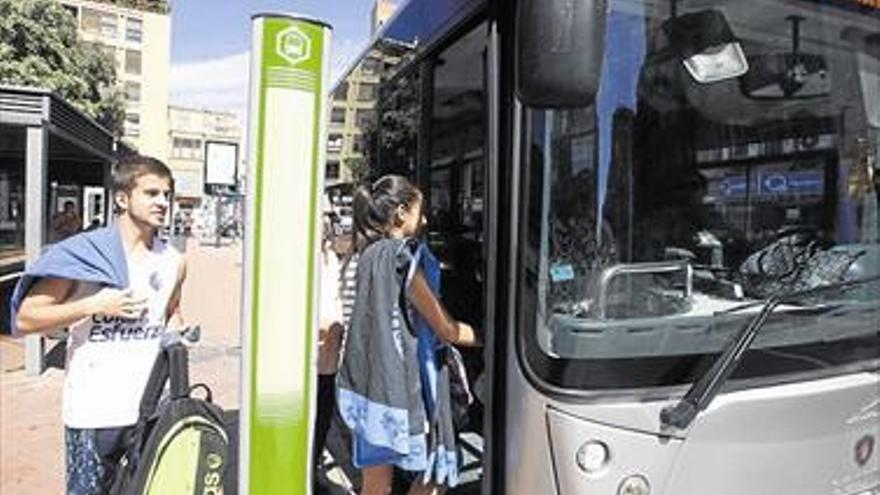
379 8 506 492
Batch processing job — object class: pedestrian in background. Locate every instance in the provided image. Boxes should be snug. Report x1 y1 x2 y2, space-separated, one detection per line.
336 175 478 495
314 196 345 486
315 199 363 494
52 199 83 242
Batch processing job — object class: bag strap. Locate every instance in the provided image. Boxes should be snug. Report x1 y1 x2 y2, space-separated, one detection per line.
397 240 421 335
136 342 190 421
118 342 191 476
138 346 169 420
117 344 172 472
189 383 214 403
167 344 190 399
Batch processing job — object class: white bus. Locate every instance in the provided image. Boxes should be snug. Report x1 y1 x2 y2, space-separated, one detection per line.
327 0 880 493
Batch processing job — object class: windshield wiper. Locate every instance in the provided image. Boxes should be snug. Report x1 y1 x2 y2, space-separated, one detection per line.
659 275 880 430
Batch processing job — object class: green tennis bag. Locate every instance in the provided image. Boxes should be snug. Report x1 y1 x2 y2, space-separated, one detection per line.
111 338 229 495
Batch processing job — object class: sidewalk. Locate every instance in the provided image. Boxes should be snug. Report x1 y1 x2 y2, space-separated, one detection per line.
0 238 243 495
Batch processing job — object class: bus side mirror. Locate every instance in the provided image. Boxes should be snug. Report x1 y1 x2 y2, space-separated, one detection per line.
516 0 608 108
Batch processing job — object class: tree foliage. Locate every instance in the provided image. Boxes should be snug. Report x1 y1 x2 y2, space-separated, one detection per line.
373 72 419 178
0 0 124 135
344 156 371 184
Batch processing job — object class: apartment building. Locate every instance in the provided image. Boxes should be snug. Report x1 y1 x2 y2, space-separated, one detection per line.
325 0 399 185
60 0 171 163
326 57 381 185
167 106 242 207
371 0 397 37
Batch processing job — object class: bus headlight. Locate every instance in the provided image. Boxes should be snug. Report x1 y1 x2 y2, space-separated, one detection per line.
618 474 651 495
575 440 610 475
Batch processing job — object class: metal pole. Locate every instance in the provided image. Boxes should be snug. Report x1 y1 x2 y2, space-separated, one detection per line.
24 126 48 376
215 192 221 248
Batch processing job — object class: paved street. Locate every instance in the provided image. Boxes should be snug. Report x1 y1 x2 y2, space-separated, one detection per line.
0 238 243 495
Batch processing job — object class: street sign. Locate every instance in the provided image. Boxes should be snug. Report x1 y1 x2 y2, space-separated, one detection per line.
241 13 331 494
757 171 824 195
204 141 239 193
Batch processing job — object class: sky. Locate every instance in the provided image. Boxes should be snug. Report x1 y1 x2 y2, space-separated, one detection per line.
169 0 380 122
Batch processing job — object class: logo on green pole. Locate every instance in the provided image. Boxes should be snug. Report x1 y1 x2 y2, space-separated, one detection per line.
277 27 310 64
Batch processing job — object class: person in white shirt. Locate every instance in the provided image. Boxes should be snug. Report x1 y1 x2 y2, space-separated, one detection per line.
15 155 187 495
314 198 345 488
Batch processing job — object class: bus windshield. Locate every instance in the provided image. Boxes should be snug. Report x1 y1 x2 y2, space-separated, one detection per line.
518 0 880 390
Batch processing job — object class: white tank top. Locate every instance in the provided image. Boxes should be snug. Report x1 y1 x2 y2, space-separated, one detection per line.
63 238 181 428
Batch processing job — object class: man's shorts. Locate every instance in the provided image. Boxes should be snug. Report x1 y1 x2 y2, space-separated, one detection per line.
65 426 130 495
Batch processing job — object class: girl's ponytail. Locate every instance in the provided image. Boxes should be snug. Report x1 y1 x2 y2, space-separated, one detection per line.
351 175 422 252
352 184 379 251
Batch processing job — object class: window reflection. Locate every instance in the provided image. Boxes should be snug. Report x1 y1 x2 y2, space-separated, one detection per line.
426 22 487 327
519 0 880 389
376 68 420 177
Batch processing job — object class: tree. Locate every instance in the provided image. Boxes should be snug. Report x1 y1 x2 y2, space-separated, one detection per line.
374 72 419 177
344 156 371 184
0 0 124 135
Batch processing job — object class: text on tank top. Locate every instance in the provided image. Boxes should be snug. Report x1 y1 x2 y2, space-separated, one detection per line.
63 238 180 428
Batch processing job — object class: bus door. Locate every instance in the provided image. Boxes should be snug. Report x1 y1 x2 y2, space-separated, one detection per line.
421 20 490 450
373 15 493 488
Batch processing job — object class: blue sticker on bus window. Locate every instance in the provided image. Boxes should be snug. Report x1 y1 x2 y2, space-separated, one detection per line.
550 263 575 282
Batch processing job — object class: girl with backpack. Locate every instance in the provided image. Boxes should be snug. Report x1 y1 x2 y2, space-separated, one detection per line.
336 175 478 495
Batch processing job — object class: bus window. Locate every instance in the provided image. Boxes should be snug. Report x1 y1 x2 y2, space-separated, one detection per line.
426 22 488 330
419 21 489 435
518 0 880 391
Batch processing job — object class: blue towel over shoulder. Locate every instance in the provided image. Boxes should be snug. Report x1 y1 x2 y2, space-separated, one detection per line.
413 243 460 487
9 225 129 335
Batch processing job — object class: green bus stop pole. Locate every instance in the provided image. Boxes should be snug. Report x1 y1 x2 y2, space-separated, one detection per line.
240 13 331 494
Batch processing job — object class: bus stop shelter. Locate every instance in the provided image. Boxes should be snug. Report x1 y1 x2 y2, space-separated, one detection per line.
0 85 116 375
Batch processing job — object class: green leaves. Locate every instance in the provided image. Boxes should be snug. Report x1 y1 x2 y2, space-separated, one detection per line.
0 0 124 135
344 156 370 183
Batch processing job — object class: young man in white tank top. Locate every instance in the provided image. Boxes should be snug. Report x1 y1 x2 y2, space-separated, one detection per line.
15 155 187 495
